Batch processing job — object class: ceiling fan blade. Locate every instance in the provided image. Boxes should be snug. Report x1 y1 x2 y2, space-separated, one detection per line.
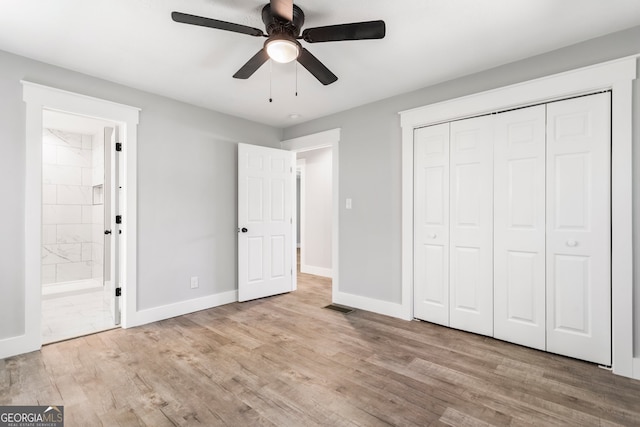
302 20 386 43
172 11 264 37
297 48 337 86
233 49 270 79
270 0 293 21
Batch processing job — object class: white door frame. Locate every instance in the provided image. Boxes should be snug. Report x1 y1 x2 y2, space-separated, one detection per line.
282 129 340 301
296 158 306 259
399 56 637 378
13 81 139 358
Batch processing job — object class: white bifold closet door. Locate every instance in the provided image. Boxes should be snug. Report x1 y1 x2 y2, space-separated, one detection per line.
493 105 546 350
545 93 611 365
449 115 494 336
413 123 450 325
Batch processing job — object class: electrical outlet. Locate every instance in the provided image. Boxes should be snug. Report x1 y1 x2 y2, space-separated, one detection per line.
190 276 199 289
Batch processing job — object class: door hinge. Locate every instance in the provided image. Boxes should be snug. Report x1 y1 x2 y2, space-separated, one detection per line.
116 142 122 152
115 287 122 297
116 215 122 224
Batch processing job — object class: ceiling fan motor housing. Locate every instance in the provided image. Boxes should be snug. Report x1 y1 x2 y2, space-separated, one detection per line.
262 4 305 37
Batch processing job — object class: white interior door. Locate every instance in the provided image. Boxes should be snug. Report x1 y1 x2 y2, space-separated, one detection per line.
238 143 295 302
493 105 546 350
413 123 450 325
104 126 120 325
449 115 494 336
546 93 611 365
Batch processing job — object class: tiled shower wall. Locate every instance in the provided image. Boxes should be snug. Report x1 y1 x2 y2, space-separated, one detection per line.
42 128 104 286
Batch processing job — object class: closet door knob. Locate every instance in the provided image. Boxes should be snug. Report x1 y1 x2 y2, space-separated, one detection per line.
428 233 437 239
566 240 577 247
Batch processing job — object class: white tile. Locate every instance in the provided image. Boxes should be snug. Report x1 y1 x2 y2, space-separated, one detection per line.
42 144 57 164
93 243 104 262
82 206 93 224
81 168 93 186
43 164 82 185
57 261 93 282
57 145 92 168
57 185 92 205
42 224 57 244
42 243 82 265
93 165 104 186
43 205 82 224
92 205 104 224
48 129 82 148
57 224 92 243
42 129 59 146
42 265 56 284
82 134 93 150
81 243 93 261
92 223 104 243
42 184 57 205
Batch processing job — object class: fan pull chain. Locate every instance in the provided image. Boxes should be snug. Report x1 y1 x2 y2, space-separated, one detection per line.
269 60 273 103
295 62 298 97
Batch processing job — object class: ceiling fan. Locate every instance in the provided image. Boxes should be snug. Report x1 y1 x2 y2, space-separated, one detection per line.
171 0 386 85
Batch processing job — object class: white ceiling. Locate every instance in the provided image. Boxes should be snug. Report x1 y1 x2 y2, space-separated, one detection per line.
1 0 640 127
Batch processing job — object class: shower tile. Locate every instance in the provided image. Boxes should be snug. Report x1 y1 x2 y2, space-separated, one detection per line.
41 265 56 284
57 261 92 282
92 223 104 243
82 168 93 186
42 185 57 205
43 164 82 185
42 144 57 164
82 134 93 150
42 225 56 244
43 205 82 224
42 243 82 265
46 129 83 148
82 206 93 224
56 224 91 243
82 243 92 261
57 145 92 168
92 205 104 224
57 185 92 205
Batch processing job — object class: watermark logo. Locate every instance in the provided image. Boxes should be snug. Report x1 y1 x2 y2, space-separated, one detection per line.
0 406 64 427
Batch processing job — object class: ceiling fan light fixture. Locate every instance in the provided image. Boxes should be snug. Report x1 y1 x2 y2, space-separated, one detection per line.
265 37 300 63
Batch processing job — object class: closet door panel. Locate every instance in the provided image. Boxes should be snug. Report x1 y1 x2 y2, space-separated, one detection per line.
494 106 546 350
449 115 493 336
546 93 611 365
414 123 450 325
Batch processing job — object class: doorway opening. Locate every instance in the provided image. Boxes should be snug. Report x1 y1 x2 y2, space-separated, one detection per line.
296 147 333 279
281 128 340 303
41 110 120 343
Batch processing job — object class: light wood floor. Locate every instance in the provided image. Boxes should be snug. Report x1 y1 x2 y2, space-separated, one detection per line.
2 273 640 426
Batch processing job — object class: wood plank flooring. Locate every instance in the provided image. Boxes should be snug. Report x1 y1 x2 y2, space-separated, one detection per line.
2 272 640 426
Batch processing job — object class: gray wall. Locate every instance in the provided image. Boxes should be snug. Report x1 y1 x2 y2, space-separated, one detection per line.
282 25 640 354
0 49 281 340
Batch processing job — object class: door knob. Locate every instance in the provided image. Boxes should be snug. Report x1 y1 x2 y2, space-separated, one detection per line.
104 230 112 235
240 227 248 233
428 233 437 239
566 240 577 247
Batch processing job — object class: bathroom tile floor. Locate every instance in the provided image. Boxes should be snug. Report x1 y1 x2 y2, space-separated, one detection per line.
42 286 117 344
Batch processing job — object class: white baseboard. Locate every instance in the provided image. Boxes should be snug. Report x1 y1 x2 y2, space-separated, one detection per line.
125 290 237 328
333 291 411 321
301 264 332 278
0 334 40 360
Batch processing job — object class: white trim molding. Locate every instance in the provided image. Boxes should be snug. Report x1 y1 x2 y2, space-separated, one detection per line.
399 56 637 378
282 128 340 301
16 81 140 359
